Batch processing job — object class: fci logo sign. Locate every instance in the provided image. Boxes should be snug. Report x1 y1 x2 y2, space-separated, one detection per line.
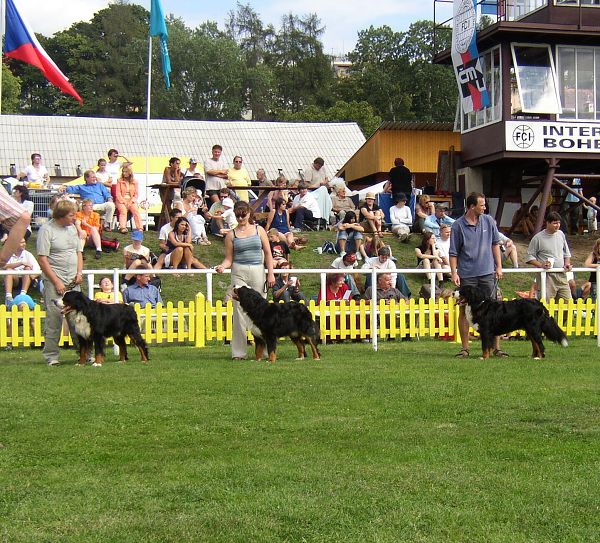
512 125 534 149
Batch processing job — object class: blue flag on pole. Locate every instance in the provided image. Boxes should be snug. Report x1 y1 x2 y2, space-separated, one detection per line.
150 0 171 89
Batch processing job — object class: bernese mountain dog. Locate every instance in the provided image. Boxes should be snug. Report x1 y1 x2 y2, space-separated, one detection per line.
457 285 568 359
55 291 149 366
232 285 320 363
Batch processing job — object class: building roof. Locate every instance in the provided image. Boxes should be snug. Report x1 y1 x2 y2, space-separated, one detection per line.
0 115 365 180
378 121 455 131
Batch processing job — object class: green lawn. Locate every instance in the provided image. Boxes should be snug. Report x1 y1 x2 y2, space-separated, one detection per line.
1 338 599 542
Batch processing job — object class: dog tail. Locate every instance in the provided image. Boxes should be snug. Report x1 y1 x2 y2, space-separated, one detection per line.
542 314 568 347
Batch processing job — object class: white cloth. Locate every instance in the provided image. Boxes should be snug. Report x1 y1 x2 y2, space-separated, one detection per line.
292 192 322 219
436 237 450 260
23 164 48 184
159 223 173 241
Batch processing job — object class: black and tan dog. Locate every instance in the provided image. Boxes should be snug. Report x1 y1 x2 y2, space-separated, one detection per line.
232 286 320 363
55 291 149 366
457 285 568 359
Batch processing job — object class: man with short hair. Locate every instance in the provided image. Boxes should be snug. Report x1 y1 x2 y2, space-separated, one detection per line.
105 149 132 198
124 273 162 308
525 211 572 301
290 182 321 229
304 157 328 188
384 158 412 201
424 204 455 237
206 187 229 234
4 238 40 304
204 145 229 203
436 223 451 267
364 273 406 301
59 170 116 230
256 168 272 187
449 192 504 358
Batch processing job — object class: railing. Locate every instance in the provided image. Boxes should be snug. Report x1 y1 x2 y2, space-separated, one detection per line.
1 267 600 351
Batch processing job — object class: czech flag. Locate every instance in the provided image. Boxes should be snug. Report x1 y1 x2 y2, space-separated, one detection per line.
3 0 83 104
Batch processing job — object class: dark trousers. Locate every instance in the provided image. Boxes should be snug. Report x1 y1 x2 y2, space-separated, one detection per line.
291 207 313 228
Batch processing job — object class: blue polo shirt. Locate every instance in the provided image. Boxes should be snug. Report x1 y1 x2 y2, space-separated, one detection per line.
449 214 500 278
124 283 162 308
64 182 111 204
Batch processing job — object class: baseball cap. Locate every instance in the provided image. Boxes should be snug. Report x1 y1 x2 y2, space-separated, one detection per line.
222 198 234 208
343 252 357 263
189 158 198 164
131 229 143 241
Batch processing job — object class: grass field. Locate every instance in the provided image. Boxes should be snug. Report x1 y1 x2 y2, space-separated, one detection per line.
1 338 599 542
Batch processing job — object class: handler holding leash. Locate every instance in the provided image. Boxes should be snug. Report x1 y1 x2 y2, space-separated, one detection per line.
449 192 505 359
37 200 83 366
215 201 275 360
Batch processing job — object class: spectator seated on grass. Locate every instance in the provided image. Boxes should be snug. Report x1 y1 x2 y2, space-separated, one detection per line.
272 260 308 303
415 231 444 283
317 273 351 303
362 246 411 298
289 182 321 231
219 198 238 236
206 188 230 235
389 193 412 242
413 194 435 234
4 238 41 306
423 204 455 237
360 192 385 235
330 251 362 299
95 276 124 303
75 198 103 260
335 211 366 260
155 208 182 270
364 272 407 301
265 197 307 250
124 273 162 308
166 217 207 270
123 229 154 284
268 229 290 266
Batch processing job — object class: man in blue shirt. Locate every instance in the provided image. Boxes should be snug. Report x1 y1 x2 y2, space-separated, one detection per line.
124 273 162 308
423 204 455 236
59 170 116 230
449 192 504 358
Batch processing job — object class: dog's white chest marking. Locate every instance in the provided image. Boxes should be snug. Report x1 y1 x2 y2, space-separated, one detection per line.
69 311 92 339
465 305 479 332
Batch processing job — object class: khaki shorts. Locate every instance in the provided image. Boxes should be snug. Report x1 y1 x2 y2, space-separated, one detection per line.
546 272 572 301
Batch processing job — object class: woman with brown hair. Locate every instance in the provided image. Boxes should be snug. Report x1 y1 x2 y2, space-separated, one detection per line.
414 194 435 233
115 165 143 233
415 231 444 282
216 201 275 360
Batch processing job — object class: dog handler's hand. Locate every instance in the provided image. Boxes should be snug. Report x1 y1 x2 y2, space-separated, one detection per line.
74 272 83 285
215 265 225 273
451 271 460 287
54 279 66 296
495 267 503 280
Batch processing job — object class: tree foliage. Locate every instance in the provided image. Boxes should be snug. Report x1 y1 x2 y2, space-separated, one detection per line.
1 64 22 113
5 3 457 131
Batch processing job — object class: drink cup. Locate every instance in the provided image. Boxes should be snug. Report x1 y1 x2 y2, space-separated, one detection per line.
547 257 555 268
317 247 323 254
289 276 298 287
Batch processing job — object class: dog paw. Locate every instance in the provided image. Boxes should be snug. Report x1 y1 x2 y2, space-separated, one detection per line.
295 356 305 360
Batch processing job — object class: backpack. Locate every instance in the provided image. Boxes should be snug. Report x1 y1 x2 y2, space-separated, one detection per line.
321 241 337 255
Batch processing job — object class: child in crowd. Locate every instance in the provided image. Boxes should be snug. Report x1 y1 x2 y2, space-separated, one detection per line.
219 198 238 235
94 276 124 303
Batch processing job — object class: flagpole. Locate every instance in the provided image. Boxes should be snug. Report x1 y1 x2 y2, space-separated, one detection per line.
144 36 152 232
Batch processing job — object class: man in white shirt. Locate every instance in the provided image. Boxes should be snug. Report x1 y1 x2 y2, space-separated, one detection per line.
389 193 412 241
105 149 132 196
290 182 322 230
204 144 229 204
304 157 328 188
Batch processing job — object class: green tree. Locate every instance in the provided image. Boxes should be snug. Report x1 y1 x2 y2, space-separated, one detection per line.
226 3 275 119
278 100 382 138
267 13 334 113
1 63 22 113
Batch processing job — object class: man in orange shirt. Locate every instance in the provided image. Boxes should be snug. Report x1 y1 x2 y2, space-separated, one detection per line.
75 198 103 260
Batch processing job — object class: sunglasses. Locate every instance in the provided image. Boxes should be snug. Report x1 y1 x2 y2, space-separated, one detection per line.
234 160 242 164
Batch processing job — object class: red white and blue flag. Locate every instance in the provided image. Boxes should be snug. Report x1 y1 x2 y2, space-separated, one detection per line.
451 0 490 113
3 0 83 104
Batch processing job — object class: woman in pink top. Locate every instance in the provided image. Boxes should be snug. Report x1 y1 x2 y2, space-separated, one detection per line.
115 165 143 233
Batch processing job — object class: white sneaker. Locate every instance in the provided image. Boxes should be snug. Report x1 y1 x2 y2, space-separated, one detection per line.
47 360 60 367
357 253 363 261
92 362 103 367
